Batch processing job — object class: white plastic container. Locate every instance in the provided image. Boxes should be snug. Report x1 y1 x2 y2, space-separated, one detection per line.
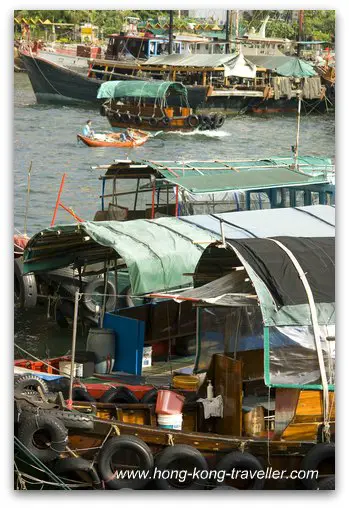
142 346 152 369
157 413 183 430
59 361 83 378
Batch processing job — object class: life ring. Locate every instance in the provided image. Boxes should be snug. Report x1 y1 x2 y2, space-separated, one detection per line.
300 442 335 489
314 475 335 490
148 116 158 127
134 115 142 126
82 278 116 314
214 451 265 489
98 435 154 489
53 457 102 489
154 444 208 490
186 115 200 128
99 386 139 404
140 388 158 404
18 413 68 463
72 387 96 402
214 114 225 129
14 374 49 395
14 258 37 308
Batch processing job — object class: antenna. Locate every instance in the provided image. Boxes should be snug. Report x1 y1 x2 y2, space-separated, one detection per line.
293 91 302 171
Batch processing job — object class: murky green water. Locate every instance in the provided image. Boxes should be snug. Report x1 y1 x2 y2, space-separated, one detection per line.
14 72 335 359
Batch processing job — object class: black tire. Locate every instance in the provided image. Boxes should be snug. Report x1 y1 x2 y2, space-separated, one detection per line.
215 114 225 129
82 278 116 314
98 435 154 489
112 112 121 122
161 116 170 126
53 457 102 489
200 114 211 125
134 115 142 126
315 475 335 490
99 386 139 404
121 113 131 123
100 105 107 117
186 115 200 128
148 116 158 127
18 413 68 464
154 444 208 490
72 387 96 402
19 406 95 430
300 442 335 489
14 374 49 395
140 388 158 404
215 451 265 490
14 258 37 308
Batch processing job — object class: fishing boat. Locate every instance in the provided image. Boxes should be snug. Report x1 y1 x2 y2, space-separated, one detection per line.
14 235 335 490
98 80 225 132
77 129 149 147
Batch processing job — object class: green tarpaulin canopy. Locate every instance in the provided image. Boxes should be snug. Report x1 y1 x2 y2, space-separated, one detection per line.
97 80 188 100
275 58 317 77
23 219 218 295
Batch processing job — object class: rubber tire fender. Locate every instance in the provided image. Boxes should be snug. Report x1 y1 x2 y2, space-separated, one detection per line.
18 413 68 464
161 116 170 126
134 115 142 126
300 442 335 489
72 387 96 402
14 374 49 395
140 388 158 404
98 435 154 489
154 444 208 490
215 114 225 128
14 258 37 308
82 278 116 314
19 406 95 430
53 457 102 489
100 105 107 117
148 116 158 127
314 475 335 490
99 386 139 404
215 451 265 490
186 114 200 128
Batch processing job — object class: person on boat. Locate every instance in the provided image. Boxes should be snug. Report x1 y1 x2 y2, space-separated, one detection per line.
82 120 95 138
119 129 134 142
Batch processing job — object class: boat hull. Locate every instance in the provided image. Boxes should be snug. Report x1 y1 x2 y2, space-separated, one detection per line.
77 132 149 147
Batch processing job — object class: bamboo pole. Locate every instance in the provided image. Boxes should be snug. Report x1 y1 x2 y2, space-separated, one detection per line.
51 173 66 227
67 290 80 410
23 161 32 237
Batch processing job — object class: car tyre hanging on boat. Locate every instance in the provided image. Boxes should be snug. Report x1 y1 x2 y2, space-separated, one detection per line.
300 442 335 489
99 386 139 404
98 435 154 489
18 413 68 463
82 278 117 314
314 475 335 490
140 388 158 404
53 457 102 489
14 374 49 395
14 258 37 309
186 115 200 128
72 387 96 402
161 116 170 126
154 444 209 490
148 116 158 127
100 105 107 117
214 451 265 490
215 114 225 129
134 115 143 126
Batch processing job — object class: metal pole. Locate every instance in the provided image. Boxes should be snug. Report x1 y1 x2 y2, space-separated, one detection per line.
225 11 230 54
294 93 302 170
23 161 32 237
101 261 109 327
168 11 173 55
51 173 66 227
67 290 80 410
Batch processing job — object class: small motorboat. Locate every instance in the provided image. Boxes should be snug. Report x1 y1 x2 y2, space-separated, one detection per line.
77 129 149 148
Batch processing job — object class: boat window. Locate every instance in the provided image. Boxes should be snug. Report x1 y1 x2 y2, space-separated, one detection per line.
266 324 335 389
311 191 320 205
249 192 271 210
295 190 305 206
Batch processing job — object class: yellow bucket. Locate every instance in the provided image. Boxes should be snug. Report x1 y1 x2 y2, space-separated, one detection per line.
173 375 199 391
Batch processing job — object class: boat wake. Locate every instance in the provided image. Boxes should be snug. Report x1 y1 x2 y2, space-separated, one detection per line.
151 129 231 138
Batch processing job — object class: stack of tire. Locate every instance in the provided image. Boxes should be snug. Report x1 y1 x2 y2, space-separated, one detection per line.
197 113 225 131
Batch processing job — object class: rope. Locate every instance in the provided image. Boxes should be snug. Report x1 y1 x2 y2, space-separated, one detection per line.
28 46 66 97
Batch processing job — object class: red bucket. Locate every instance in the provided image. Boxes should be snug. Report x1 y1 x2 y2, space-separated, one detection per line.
155 390 185 415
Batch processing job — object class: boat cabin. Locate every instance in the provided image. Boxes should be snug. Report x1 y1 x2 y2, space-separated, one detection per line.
93 156 335 222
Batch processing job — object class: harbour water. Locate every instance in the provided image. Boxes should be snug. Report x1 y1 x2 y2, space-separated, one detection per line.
14 72 335 359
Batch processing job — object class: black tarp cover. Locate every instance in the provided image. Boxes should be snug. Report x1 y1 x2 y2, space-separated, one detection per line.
229 237 334 309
